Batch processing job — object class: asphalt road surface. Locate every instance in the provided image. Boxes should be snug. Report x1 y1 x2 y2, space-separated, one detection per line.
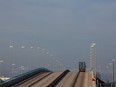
12 71 96 87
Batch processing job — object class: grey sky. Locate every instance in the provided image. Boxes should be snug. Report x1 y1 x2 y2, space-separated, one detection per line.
0 0 116 79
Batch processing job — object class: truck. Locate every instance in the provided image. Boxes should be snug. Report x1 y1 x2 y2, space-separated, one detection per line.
79 62 86 72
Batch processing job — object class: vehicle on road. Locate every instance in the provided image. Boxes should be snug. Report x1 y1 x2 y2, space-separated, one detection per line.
79 62 86 72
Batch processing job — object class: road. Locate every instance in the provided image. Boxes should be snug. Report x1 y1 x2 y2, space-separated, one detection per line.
12 71 96 87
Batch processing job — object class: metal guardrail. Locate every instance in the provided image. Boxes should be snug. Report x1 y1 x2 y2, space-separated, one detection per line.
0 68 52 87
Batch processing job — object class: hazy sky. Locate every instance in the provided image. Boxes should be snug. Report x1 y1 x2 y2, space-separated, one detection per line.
0 0 116 78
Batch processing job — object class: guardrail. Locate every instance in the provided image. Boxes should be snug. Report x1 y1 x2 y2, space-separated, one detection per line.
0 68 52 87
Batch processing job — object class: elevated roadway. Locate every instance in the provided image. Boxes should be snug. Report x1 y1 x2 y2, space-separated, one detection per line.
11 71 96 87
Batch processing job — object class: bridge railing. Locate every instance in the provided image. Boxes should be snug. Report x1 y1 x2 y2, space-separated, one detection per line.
0 67 52 87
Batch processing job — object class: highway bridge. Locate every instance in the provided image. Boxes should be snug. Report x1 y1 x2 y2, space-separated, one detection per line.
0 68 96 87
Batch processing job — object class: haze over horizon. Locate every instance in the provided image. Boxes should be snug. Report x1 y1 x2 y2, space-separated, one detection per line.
0 0 116 80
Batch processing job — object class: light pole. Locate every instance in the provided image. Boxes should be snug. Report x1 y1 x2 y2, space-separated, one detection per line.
37 46 65 71
106 66 110 83
112 59 115 83
90 48 93 71
21 46 25 66
9 45 13 78
11 63 15 78
109 63 112 82
37 46 40 49
90 43 96 78
20 66 25 74
21 46 25 49
42 49 45 51
30 46 33 49
0 60 4 77
30 46 34 70
37 47 51 69
52 56 66 71
55 59 64 71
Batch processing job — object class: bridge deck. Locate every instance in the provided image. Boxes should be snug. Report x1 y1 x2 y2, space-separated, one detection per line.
11 71 95 87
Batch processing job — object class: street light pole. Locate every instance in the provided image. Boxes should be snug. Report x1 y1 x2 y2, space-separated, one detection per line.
9 45 13 78
11 63 15 78
109 63 113 82
0 60 4 77
21 46 25 69
90 43 96 78
90 48 93 71
106 66 110 83
30 46 34 70
112 59 115 83
20 66 25 74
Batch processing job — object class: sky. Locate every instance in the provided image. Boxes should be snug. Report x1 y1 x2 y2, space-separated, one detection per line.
0 0 116 80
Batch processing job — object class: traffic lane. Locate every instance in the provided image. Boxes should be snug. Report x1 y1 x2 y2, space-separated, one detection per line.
74 72 86 87
83 72 88 87
12 72 49 87
30 72 62 87
16 72 51 87
56 72 78 87
87 72 96 87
